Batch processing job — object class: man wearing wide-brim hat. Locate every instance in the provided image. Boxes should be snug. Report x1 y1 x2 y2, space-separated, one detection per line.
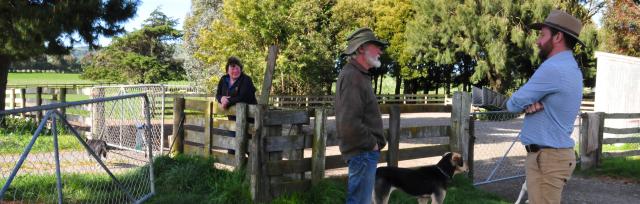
506 10 584 204
334 27 388 204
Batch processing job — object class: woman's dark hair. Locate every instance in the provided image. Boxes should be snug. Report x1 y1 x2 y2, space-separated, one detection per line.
225 56 243 72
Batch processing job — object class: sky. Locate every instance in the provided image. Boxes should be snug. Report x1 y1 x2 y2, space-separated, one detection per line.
97 0 193 46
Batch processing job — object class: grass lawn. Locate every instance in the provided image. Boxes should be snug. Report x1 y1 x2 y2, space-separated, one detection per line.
576 136 640 182
8 73 96 85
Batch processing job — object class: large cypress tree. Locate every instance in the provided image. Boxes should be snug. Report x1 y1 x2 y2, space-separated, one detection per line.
0 0 139 111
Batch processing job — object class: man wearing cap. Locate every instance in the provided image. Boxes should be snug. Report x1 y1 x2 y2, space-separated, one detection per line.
506 10 584 204
335 27 387 204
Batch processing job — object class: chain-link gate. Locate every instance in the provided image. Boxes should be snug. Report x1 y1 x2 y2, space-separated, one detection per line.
471 111 582 187
91 85 201 155
0 93 155 203
471 111 527 185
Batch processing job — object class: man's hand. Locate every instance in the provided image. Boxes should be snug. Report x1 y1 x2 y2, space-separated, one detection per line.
525 102 544 114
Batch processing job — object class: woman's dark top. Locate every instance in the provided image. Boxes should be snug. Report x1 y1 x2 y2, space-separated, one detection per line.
215 73 258 108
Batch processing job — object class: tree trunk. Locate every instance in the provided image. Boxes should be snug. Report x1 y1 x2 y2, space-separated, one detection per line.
394 75 401 95
0 54 10 113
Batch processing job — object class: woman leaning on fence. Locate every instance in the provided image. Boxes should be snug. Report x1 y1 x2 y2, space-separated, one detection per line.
215 56 257 154
215 56 258 110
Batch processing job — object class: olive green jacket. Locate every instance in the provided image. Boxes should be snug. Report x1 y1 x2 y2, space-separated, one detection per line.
335 60 386 161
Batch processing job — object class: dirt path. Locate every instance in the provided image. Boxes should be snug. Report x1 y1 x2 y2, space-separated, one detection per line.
477 175 640 204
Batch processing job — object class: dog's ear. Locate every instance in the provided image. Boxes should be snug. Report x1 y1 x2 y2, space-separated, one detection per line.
442 152 452 158
451 153 463 167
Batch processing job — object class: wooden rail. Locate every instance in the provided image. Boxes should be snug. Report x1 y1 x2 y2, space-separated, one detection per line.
580 112 640 169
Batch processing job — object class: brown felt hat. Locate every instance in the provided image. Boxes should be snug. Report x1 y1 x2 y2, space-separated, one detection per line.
343 27 388 55
529 10 584 46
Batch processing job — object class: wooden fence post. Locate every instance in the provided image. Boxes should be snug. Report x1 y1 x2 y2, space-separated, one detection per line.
387 105 401 167
251 104 269 202
579 112 605 170
450 92 471 161
311 108 327 184
60 87 67 115
8 88 15 109
467 114 476 180
36 87 43 122
596 112 605 167
204 101 212 156
20 88 26 108
235 103 249 168
170 97 185 156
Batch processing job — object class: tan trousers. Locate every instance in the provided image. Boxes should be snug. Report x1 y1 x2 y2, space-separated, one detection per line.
526 148 576 204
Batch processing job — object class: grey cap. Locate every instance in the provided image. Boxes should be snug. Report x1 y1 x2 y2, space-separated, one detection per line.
343 28 388 55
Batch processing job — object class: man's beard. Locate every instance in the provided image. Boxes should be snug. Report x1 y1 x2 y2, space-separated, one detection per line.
538 39 553 60
365 50 382 68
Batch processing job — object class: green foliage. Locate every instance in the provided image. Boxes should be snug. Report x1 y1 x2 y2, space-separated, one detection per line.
600 0 640 57
81 9 184 84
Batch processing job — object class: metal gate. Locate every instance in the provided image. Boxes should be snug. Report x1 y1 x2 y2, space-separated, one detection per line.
91 84 201 155
470 111 527 186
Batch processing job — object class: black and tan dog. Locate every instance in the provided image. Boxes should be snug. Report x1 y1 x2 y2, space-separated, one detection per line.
373 152 468 204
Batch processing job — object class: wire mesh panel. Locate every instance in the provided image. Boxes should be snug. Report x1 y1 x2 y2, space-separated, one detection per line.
0 94 154 203
471 111 526 185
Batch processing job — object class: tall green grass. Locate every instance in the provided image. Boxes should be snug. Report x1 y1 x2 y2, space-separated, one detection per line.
1 166 150 203
577 137 640 182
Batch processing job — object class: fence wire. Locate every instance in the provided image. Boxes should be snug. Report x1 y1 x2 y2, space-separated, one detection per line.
92 85 202 155
0 94 154 203
471 111 526 185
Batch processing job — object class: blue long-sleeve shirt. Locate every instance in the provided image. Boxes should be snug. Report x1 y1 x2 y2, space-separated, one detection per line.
506 51 583 148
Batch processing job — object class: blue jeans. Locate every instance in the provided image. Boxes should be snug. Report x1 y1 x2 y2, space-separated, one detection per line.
346 151 380 204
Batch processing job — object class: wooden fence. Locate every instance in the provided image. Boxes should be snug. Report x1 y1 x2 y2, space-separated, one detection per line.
269 94 452 108
580 112 640 169
169 92 472 202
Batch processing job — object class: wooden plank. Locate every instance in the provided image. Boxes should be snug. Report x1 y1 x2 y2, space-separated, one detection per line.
603 127 640 135
398 125 451 138
264 134 311 152
185 99 209 112
264 110 309 125
271 180 311 198
210 150 237 166
604 113 640 119
250 104 269 202
397 145 450 161
311 108 327 184
603 150 640 158
185 130 205 144
212 119 237 131
184 140 205 148
184 124 205 132
267 158 311 175
603 137 640 144
184 143 205 155
379 104 451 114
211 135 237 150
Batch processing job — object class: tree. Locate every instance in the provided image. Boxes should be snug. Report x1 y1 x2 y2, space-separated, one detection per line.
600 0 640 57
81 9 184 84
183 0 224 92
0 0 139 111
